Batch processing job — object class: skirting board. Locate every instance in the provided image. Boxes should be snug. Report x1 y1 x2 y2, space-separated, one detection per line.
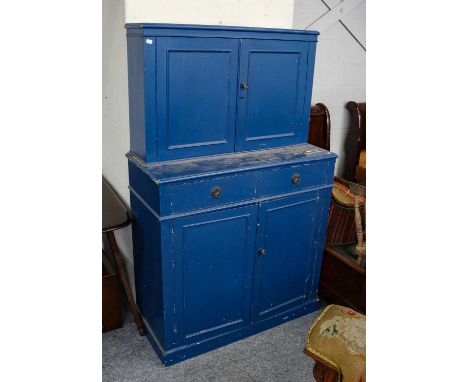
142 299 321 366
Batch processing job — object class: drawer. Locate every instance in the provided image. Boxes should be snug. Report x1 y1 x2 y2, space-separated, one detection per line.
163 172 257 215
256 161 328 197
159 159 331 216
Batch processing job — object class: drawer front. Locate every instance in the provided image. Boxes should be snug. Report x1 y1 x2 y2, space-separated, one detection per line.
256 161 329 198
161 160 331 216
163 172 257 215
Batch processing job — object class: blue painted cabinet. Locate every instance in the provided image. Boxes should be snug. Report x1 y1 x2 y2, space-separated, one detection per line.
126 24 318 161
124 24 335 367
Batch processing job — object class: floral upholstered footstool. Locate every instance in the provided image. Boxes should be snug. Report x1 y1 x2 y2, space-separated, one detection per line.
304 305 366 382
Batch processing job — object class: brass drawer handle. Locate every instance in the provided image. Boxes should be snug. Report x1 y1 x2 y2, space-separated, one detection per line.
211 186 222 198
291 173 301 184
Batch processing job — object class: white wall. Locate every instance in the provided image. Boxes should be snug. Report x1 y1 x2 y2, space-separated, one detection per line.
103 0 130 205
125 0 294 28
103 0 135 295
293 0 366 176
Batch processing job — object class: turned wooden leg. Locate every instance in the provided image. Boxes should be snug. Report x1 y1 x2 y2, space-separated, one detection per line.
313 362 339 382
106 230 144 335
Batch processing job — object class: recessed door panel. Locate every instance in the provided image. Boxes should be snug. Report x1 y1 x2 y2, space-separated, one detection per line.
157 38 239 160
172 205 257 342
252 192 320 321
237 40 310 151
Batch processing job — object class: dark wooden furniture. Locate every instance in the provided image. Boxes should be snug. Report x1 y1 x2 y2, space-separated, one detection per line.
102 178 144 335
102 250 123 332
319 177 366 313
319 245 366 314
308 103 331 150
344 101 366 182
307 103 366 313
304 349 340 382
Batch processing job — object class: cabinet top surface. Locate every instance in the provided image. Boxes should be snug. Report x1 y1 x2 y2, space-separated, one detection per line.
127 144 337 184
125 23 319 40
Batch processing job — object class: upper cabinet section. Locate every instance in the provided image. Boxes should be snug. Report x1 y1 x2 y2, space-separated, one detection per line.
126 24 319 163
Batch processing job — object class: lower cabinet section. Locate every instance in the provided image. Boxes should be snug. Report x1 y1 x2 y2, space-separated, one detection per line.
131 188 331 365
128 146 336 366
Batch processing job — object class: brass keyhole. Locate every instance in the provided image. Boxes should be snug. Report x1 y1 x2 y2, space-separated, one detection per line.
241 82 249 90
258 248 266 256
211 186 222 198
291 173 301 184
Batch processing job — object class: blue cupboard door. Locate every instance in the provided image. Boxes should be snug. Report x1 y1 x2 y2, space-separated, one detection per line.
172 205 257 343
236 39 310 151
252 192 320 321
156 37 239 161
